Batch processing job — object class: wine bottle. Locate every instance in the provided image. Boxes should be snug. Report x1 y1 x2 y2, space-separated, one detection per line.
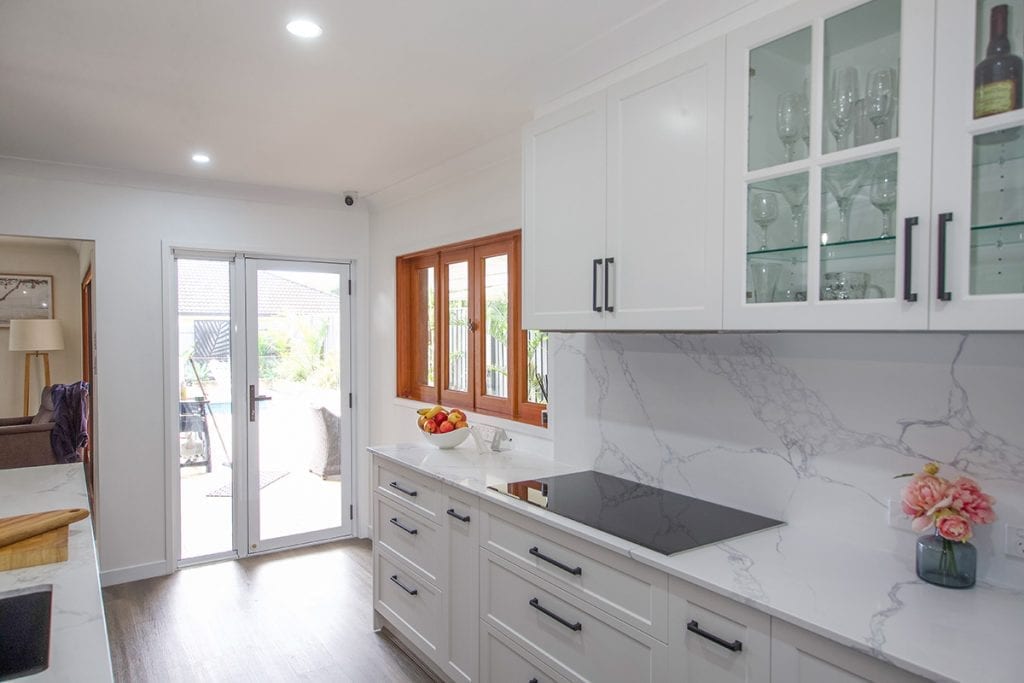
975 4 1023 118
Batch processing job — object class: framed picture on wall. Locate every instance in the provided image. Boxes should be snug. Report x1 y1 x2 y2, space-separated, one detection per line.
0 274 54 327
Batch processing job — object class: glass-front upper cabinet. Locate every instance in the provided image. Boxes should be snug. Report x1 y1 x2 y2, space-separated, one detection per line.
932 0 1024 329
724 0 934 330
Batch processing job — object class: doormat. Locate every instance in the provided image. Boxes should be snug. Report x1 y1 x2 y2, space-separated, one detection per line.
207 471 288 497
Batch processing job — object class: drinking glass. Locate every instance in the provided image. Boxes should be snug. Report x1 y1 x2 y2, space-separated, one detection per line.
777 93 803 162
823 160 868 242
778 176 808 244
869 160 898 238
827 67 859 150
865 68 897 142
751 193 779 250
749 262 783 303
800 81 810 151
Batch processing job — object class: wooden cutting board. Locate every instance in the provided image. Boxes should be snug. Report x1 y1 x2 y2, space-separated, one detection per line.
0 508 89 571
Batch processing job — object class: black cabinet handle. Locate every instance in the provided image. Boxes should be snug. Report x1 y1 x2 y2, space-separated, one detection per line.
687 620 742 652
389 517 418 535
592 258 603 312
389 481 417 497
604 257 615 312
446 508 471 523
903 216 918 302
529 546 582 576
390 574 418 596
529 597 582 632
936 212 953 302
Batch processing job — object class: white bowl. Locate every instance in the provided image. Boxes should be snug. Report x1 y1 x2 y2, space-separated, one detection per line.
420 427 471 449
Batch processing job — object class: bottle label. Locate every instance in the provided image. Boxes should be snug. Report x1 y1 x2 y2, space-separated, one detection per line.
975 80 1018 117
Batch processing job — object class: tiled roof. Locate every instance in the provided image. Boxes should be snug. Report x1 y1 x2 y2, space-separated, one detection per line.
177 260 339 317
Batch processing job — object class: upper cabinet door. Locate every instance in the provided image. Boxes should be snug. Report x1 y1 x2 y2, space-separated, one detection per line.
930 0 1024 330
522 92 608 331
604 39 726 330
723 0 935 330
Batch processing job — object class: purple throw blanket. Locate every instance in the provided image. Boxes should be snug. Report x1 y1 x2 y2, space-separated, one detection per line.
50 381 89 464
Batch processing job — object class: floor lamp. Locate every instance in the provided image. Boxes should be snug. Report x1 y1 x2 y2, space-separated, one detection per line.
9 319 64 416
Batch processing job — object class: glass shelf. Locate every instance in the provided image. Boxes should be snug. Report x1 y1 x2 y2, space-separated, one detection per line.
971 221 1024 248
972 125 1024 166
747 244 808 257
820 234 895 259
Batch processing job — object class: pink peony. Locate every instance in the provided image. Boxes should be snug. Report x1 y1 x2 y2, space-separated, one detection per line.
948 477 997 525
911 514 935 533
935 510 973 542
901 473 950 518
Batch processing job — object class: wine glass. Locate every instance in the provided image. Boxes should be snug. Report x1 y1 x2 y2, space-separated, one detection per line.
800 78 810 152
751 193 779 250
866 67 897 142
823 161 868 242
827 67 859 150
778 175 808 244
869 159 898 238
777 93 803 162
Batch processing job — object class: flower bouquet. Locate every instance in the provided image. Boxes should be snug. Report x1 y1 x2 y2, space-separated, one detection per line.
899 462 996 588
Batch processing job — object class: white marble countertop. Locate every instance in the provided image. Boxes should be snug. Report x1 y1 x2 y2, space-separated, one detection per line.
370 443 1024 683
0 464 113 682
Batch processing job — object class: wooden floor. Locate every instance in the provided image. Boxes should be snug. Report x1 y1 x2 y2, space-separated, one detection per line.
102 539 435 682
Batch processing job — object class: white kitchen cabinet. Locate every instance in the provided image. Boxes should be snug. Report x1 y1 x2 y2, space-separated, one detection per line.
522 92 608 330
771 618 929 683
443 487 479 683
522 39 726 331
480 623 571 683
723 0 935 330
668 578 770 683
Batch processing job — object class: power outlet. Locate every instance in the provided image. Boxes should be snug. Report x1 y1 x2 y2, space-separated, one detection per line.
1005 525 1024 560
887 498 913 532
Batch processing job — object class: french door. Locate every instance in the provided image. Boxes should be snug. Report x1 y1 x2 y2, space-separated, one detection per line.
174 252 353 565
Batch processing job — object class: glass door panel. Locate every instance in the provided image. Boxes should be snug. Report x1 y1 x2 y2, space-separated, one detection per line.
247 260 352 552
971 125 1024 294
746 171 809 303
822 0 901 154
482 254 509 399
413 265 436 387
748 28 811 171
446 260 470 393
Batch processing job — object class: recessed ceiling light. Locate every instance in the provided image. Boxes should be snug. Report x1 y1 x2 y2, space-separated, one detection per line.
286 19 322 38
191 152 211 165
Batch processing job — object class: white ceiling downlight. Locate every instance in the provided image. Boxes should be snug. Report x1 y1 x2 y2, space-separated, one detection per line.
191 152 211 164
286 19 322 38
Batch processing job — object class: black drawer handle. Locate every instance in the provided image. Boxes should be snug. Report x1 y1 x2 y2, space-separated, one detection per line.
390 574 418 596
529 597 581 632
529 546 582 576
604 257 614 312
687 620 742 652
389 517 418 535
936 211 953 302
446 508 471 523
592 258 603 312
903 216 918 302
389 481 418 497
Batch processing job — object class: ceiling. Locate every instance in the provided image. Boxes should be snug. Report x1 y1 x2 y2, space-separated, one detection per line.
0 0 680 197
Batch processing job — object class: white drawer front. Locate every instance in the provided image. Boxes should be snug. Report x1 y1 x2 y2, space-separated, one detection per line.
375 552 442 660
375 496 443 586
481 552 667 683
481 506 667 639
375 459 444 522
481 623 570 683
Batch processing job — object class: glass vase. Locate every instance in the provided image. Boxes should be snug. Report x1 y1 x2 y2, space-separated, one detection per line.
916 530 976 589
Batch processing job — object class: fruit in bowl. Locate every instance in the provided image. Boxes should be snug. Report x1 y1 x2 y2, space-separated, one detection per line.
416 405 470 449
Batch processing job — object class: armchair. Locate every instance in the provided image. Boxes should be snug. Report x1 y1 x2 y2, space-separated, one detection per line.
0 388 59 469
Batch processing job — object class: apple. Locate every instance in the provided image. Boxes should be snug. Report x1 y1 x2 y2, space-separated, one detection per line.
417 416 428 430
448 409 466 424
438 420 455 434
433 411 449 426
423 420 438 433
455 421 468 429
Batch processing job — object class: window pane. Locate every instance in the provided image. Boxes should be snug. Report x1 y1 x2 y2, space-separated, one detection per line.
447 261 469 392
484 254 509 398
413 266 435 387
526 330 548 404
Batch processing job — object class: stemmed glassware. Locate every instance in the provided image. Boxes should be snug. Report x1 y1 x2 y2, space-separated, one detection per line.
827 67 859 150
823 160 868 242
777 92 805 162
778 176 808 244
751 193 779 250
865 68 897 142
869 158 898 238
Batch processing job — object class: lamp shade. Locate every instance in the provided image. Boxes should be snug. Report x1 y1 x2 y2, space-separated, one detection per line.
9 319 64 352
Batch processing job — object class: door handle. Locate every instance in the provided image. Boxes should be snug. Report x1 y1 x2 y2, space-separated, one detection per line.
592 258 603 313
903 216 918 302
687 620 743 652
936 212 953 302
604 257 614 312
248 385 272 422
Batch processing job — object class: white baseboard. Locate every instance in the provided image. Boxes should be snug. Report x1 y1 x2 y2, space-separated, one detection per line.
100 560 168 587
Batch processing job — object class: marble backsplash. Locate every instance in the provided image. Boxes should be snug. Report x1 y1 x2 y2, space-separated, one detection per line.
548 332 1024 588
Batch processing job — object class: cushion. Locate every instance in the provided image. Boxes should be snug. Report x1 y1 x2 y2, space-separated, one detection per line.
31 386 56 424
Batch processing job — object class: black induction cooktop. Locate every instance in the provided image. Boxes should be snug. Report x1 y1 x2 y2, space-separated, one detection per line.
488 470 783 555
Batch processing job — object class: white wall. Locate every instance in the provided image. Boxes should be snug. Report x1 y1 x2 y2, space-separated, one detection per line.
0 160 370 582
0 240 85 416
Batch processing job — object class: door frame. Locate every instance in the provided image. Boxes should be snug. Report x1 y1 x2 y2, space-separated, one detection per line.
163 245 359 572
